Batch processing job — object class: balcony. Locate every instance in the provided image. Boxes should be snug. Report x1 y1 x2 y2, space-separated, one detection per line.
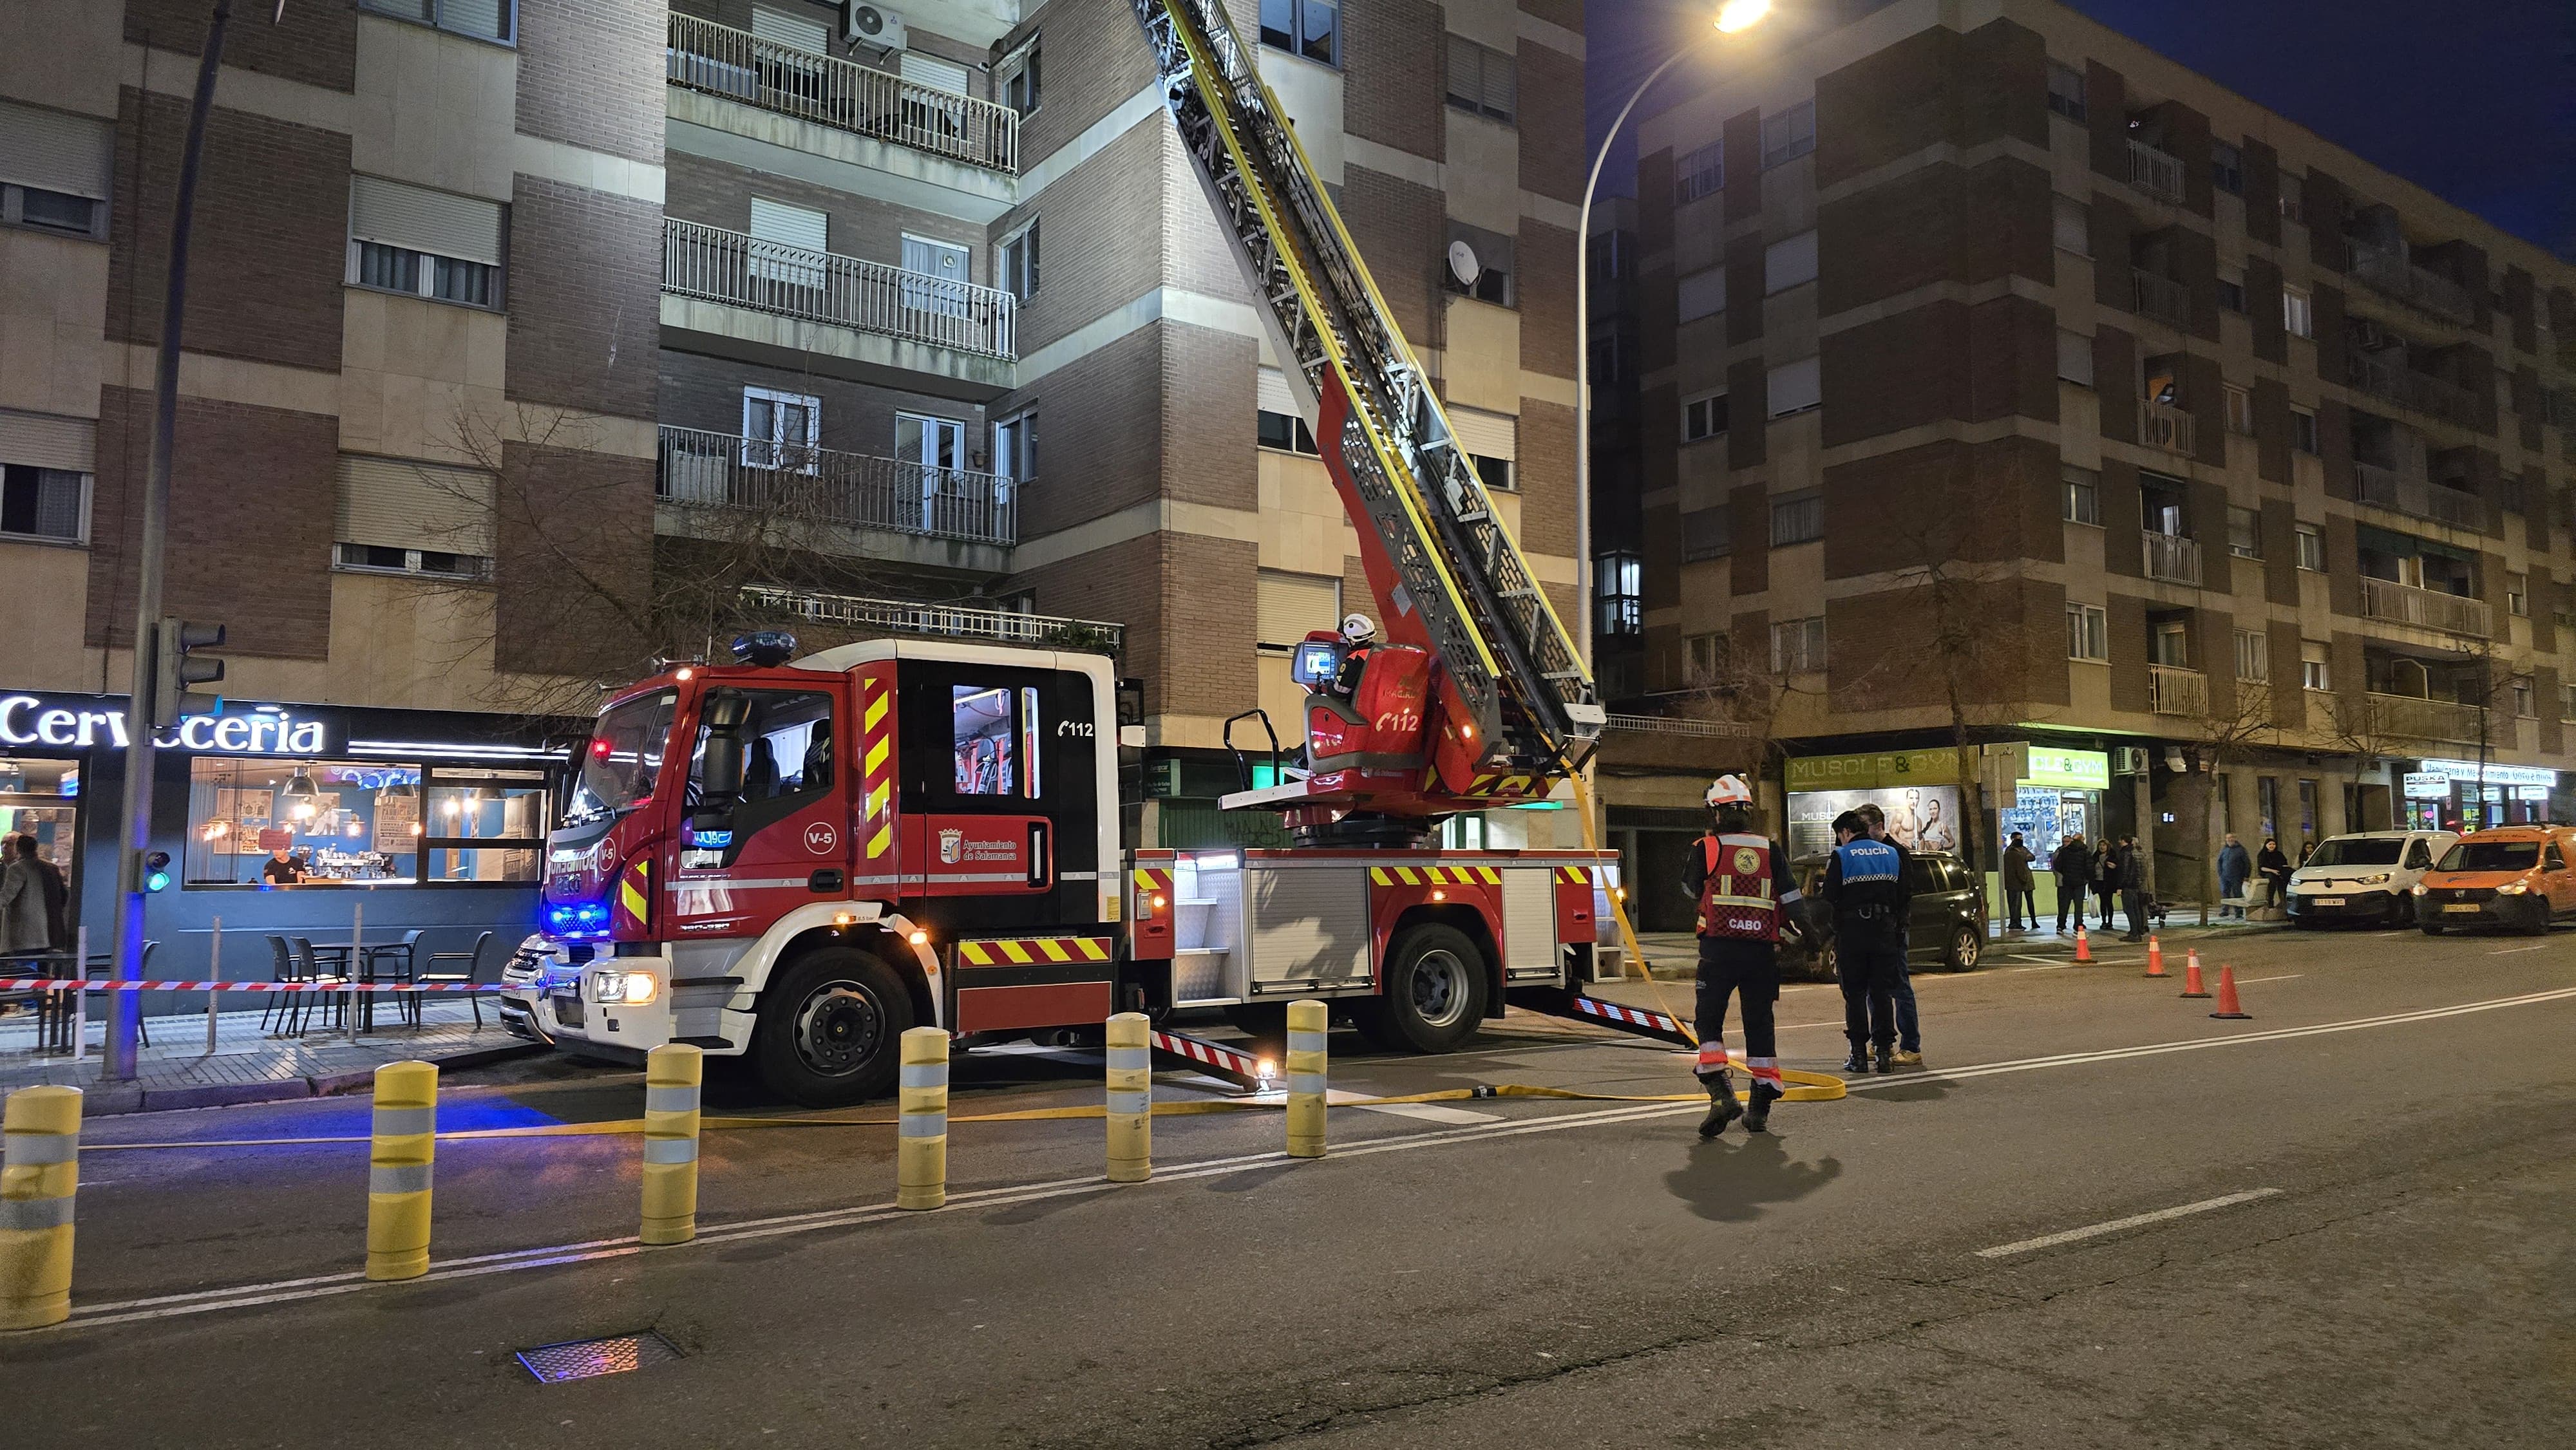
2127 139 2185 202
658 426 1018 547
2345 241 2476 326
2360 691 2483 745
665 13 1018 174
2132 270 2190 328
2143 529 2202 585
2361 575 2490 637
741 585 1122 655
2148 664 2207 716
2347 352 2481 430
2354 462 2486 531
2137 398 2195 455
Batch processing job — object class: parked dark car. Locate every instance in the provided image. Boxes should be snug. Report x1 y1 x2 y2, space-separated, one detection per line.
1783 849 1985 980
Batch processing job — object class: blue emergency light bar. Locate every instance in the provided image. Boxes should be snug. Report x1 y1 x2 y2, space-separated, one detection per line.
545 900 611 940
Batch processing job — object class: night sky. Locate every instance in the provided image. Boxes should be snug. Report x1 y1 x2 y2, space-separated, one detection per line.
1584 0 2576 259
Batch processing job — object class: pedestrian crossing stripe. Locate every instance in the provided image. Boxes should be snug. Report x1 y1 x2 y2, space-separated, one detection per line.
957 936 1114 966
1368 865 1505 886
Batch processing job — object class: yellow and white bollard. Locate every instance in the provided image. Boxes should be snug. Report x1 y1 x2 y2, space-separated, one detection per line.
365 1060 437 1281
1104 1012 1152 1183
896 1026 948 1210
641 1043 704 1246
1285 999 1327 1159
0 1086 82 1331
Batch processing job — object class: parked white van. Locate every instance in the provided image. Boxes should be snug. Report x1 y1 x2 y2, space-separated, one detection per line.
2285 829 2460 927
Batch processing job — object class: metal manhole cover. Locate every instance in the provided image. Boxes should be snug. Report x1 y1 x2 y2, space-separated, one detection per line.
516 1331 683 1384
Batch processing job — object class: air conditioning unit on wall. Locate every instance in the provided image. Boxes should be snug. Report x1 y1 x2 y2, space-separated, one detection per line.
2112 746 2150 776
844 3 907 50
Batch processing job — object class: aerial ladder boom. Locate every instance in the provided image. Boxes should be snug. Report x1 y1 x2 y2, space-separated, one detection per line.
1128 0 1604 802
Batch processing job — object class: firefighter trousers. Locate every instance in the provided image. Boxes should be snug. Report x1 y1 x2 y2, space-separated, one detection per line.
1694 936 1782 1094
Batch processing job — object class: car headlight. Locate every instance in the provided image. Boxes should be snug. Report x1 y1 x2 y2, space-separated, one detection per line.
2410 884 2429 896
2496 881 2528 896
2358 873 2390 885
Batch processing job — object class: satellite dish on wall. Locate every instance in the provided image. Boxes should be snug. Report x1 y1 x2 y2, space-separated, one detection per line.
1447 240 1482 289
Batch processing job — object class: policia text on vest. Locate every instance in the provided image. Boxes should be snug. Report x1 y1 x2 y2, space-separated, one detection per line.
1819 815 1913 1074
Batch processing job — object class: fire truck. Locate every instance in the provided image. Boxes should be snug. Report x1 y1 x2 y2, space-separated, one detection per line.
499 0 1630 1104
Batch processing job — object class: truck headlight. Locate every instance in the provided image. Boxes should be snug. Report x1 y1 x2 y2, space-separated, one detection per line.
591 969 659 1004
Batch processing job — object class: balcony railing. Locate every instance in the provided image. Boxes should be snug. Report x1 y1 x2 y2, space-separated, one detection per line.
2354 462 2486 531
2128 139 2184 202
2148 664 2207 716
2345 241 2475 326
662 219 1016 359
2361 691 2482 744
658 426 1018 546
2347 351 2481 429
2132 268 2190 328
666 12 1019 173
741 585 1121 655
2361 575 2490 637
2142 529 2202 585
2137 398 2195 455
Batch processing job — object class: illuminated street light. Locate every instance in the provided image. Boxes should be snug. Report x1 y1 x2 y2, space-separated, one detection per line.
1717 0 1772 33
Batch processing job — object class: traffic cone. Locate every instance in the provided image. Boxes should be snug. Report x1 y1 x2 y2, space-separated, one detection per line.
2208 964 2251 1019
2144 936 2166 977
2074 925 2092 963
2179 955 2211 999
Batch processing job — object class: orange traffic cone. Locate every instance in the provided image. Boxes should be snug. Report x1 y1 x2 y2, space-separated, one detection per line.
2179 954 2211 999
2074 925 2092 963
2208 963 2251 1019
2144 936 2166 977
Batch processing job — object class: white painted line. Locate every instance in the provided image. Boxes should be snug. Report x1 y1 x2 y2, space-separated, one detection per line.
2236 973 2304 984
1975 1189 2281 1258
1352 1102 1503 1125
2488 944 2549 955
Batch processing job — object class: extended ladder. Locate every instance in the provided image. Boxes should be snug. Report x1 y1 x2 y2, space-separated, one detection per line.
1128 0 1604 777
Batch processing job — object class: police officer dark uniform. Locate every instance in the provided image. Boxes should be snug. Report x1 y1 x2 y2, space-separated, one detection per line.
1818 809 1911 1074
1677 775 1803 1136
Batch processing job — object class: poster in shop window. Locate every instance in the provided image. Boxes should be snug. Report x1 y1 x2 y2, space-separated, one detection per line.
1787 785 1964 861
374 790 419 854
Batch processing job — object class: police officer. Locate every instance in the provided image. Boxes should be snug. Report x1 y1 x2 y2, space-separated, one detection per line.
1677 775 1803 1136
1329 612 1378 698
1819 809 1910 1074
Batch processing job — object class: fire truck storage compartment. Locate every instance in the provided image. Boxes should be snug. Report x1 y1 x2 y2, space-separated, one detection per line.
1246 860 1373 997
1169 853 1241 1006
1500 867 1561 979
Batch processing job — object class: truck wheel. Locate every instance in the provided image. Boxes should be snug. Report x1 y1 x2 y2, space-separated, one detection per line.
1355 923 1488 1054
752 948 916 1106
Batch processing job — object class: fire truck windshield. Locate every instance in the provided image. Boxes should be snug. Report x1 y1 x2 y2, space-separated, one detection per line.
564 690 678 826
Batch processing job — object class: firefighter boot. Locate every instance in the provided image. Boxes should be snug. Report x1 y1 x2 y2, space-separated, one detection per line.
1697 1070 1743 1138
1743 1080 1781 1133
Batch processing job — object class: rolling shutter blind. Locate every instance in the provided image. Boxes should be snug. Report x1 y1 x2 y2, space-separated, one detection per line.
1257 570 1341 645
900 52 971 95
1444 406 1517 459
748 197 829 251
335 455 497 556
349 176 504 267
0 409 97 473
0 100 113 199
1678 268 1726 321
749 5 830 53
1256 367 1300 418
1767 357 1822 416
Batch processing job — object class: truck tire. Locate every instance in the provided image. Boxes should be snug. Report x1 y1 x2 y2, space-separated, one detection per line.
752 948 917 1106
1354 923 1489 1054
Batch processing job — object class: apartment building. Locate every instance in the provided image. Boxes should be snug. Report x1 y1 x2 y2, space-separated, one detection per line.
1610 0 2576 912
0 0 1589 960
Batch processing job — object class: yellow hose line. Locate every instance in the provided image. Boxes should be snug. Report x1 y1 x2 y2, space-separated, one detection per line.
82 1070 1847 1151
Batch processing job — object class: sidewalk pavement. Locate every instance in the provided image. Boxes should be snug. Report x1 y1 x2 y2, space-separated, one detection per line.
0 998 538 1115
1608 915 2283 981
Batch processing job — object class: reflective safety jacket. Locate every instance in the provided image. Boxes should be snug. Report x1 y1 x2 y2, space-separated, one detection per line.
1680 832 1802 941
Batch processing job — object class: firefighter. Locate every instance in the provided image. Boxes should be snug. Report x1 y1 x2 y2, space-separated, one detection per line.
1329 612 1378 698
1819 809 1911 1074
1678 774 1803 1136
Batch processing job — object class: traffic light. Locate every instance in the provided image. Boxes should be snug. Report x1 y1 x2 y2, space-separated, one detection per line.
141 851 173 893
151 617 226 728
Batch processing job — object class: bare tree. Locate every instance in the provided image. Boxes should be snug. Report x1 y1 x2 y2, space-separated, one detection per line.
2187 668 2284 923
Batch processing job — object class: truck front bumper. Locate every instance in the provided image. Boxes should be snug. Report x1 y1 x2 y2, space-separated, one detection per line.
498 937 757 1060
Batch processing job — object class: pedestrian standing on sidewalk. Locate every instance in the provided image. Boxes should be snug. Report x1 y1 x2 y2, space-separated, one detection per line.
2257 836 2291 911
1678 775 1801 1136
2002 833 2036 930
1820 811 1909 1075
2094 836 2119 928
0 834 50 960
2115 834 2149 941
2216 833 2252 920
2050 832 2092 932
1854 802 1924 1067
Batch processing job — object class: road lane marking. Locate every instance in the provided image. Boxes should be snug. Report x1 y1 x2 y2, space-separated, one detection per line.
2487 944 2550 955
2237 974 2304 984
1351 1102 1503 1125
1975 1189 2280 1258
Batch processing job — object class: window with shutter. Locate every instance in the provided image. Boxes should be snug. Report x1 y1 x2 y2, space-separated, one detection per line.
347 175 506 308
1678 267 1726 322
1767 357 1821 417
1444 37 1516 123
1764 231 1817 294
0 99 113 240
334 455 496 578
2058 330 2095 386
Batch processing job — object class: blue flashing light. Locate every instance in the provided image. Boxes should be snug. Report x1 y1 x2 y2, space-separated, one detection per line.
545 899 613 941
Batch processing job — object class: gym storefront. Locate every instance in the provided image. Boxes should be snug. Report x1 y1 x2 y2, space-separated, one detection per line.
0 689 561 988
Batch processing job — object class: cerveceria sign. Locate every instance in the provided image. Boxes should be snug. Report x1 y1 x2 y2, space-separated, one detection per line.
0 692 340 756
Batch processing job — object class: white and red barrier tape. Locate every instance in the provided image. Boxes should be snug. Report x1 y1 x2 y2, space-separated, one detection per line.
1566 995 1686 1035
0 979 491 993
1148 1029 1268 1079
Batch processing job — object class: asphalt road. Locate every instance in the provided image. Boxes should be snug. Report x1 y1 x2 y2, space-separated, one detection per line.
8 921 2574 1449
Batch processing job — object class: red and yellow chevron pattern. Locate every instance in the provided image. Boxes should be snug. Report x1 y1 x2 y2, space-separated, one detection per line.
1132 867 1171 907
860 672 895 862
957 936 1114 966
615 858 650 934
1554 865 1594 885
1368 865 1504 886
1462 772 1542 797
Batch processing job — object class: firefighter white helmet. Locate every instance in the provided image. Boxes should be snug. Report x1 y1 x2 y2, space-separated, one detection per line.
1705 774 1754 809
1340 613 1378 645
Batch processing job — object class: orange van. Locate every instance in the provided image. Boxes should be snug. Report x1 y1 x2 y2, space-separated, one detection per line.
2412 826 2576 936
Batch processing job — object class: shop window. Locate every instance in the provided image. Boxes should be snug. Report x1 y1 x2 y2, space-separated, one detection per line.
423 769 549 883
185 760 548 886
